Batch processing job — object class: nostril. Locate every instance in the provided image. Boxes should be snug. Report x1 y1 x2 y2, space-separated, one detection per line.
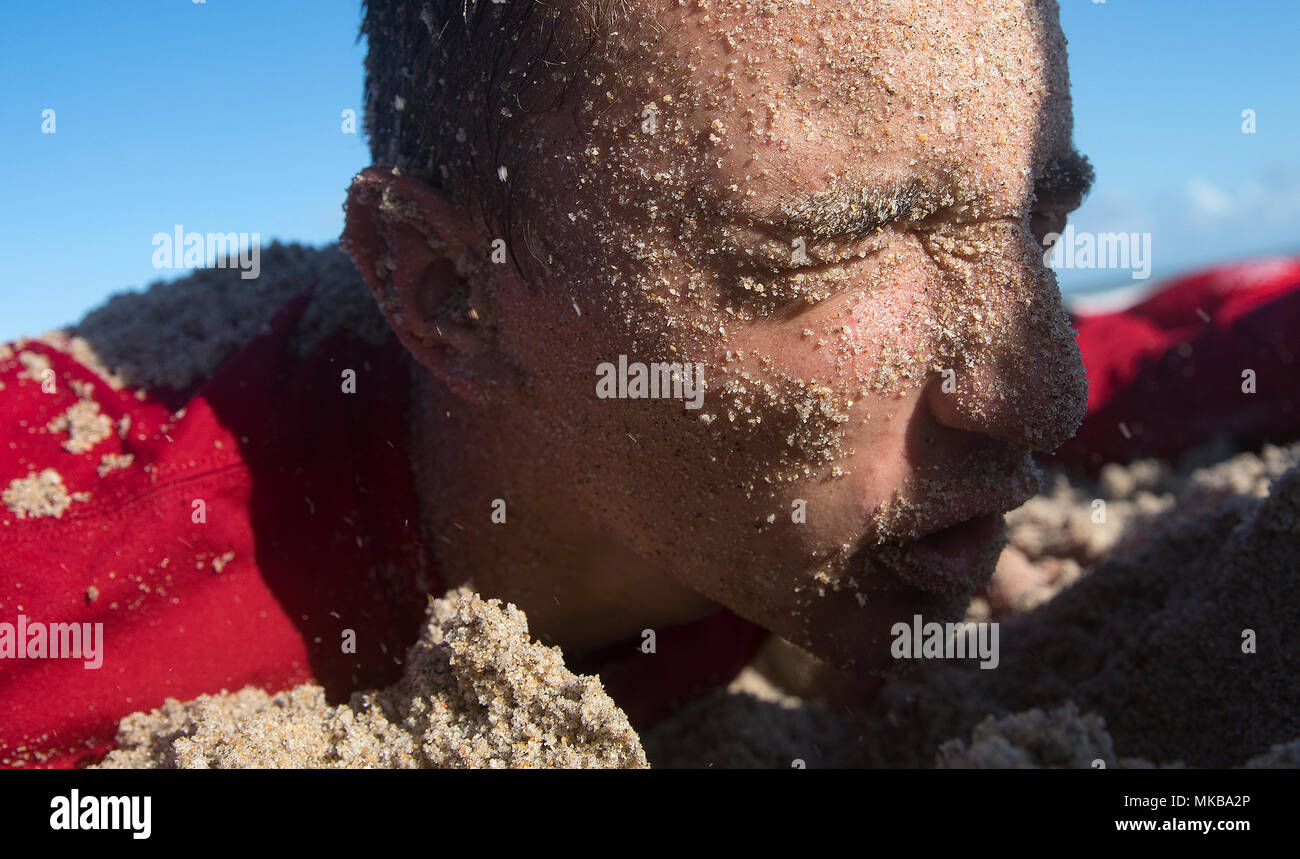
923 369 981 436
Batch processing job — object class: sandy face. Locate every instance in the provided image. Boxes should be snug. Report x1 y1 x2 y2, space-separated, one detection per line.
447 0 1089 669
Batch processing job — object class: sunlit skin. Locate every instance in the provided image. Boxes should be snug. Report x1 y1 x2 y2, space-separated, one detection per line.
343 0 1090 676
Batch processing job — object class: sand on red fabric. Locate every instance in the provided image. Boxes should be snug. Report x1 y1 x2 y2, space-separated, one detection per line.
0 288 430 768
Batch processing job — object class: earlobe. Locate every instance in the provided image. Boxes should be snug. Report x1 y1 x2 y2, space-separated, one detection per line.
341 166 512 404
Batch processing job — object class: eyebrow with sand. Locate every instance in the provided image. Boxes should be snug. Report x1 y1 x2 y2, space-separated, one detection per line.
765 148 1095 246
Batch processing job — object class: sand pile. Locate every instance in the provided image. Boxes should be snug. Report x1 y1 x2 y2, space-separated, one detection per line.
97 588 647 769
936 704 1300 769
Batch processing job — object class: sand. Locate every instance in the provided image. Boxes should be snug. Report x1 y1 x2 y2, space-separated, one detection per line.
47 397 114 455
59 242 389 394
11 0 1291 768
14 232 1294 769
97 588 647 769
2 468 88 520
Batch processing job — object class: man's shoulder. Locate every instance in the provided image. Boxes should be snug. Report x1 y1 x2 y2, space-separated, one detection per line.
45 242 389 396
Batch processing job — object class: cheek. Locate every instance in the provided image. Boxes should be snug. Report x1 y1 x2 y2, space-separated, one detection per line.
656 260 936 546
697 249 951 516
701 248 939 447
491 236 937 543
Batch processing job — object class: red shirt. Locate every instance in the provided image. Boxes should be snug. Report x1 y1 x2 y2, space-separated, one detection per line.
1053 256 1300 470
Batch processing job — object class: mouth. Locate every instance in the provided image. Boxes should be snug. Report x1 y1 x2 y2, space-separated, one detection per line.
862 475 1033 599
850 453 1040 602
886 511 1008 595
796 466 1034 674
818 508 1009 676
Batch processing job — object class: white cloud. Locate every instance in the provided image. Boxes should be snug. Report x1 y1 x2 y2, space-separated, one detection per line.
1186 178 1232 219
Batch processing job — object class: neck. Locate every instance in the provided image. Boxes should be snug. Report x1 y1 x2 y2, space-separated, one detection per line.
407 365 717 655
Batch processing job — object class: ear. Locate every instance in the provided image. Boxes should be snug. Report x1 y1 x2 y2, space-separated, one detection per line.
342 166 513 403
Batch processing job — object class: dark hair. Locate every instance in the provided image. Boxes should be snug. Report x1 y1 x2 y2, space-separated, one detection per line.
360 1 615 261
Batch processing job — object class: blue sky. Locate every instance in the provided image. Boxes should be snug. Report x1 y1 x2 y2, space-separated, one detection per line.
1 0 1297 340
1059 0 1300 294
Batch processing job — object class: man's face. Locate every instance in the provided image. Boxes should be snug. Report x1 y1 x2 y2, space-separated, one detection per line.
480 0 1089 669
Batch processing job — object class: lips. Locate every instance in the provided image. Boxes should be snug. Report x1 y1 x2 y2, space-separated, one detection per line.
855 450 1041 599
914 510 1004 560
805 491 1024 675
862 499 1021 598
888 511 1008 595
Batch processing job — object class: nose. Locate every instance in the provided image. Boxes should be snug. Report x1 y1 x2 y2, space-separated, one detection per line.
922 225 1088 452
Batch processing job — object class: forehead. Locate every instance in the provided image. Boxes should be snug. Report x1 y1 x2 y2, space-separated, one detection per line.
596 0 1072 216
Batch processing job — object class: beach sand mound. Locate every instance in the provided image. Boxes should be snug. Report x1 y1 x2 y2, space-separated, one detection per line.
46 242 386 395
934 703 1179 769
96 588 647 769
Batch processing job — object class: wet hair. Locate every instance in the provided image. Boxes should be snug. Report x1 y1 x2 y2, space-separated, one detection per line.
360 1 615 251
